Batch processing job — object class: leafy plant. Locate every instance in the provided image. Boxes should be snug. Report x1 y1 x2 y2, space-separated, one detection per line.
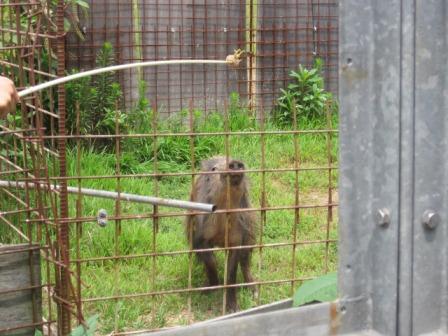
65 42 123 139
127 80 152 133
274 59 335 125
292 272 337 307
65 72 94 135
122 80 154 161
91 42 123 130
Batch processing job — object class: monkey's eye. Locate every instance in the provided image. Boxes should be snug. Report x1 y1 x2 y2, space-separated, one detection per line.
237 162 244 169
211 167 217 171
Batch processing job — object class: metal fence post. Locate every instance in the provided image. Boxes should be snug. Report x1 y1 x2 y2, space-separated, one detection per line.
56 0 71 334
340 1 448 335
411 1 448 334
338 0 402 334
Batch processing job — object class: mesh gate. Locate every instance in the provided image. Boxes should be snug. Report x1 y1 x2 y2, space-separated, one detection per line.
0 1 338 334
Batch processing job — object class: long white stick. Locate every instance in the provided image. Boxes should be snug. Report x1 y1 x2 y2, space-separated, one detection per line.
18 59 230 98
12 56 241 211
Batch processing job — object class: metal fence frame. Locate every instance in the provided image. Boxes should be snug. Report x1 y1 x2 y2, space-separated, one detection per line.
1 1 339 335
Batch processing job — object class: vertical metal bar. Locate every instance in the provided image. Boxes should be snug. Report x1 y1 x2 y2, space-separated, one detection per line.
306 0 312 66
214 1 218 113
202 22 207 113
397 0 415 334
104 0 109 43
290 99 300 295
48 13 56 152
56 0 71 333
117 0 123 95
225 2 231 100
339 0 401 333
324 102 333 273
411 2 448 334
75 101 83 325
154 0 159 109
324 3 331 91
222 99 230 314
90 0 95 70
31 16 46 245
179 20 184 111
237 11 243 99
191 0 196 112
257 100 266 305
114 102 122 332
270 3 276 110
151 101 159 323
247 0 257 114
187 100 195 323
14 0 30 247
282 20 287 93
313 0 319 59
167 11 172 116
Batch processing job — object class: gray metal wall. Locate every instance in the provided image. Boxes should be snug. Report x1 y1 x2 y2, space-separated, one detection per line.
339 0 448 335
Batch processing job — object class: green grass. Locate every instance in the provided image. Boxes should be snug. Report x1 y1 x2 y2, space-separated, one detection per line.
0 109 339 334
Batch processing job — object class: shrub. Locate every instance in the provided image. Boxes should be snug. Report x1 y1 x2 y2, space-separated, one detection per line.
274 59 335 126
65 42 123 137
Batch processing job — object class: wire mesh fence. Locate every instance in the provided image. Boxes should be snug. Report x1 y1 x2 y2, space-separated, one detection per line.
0 0 338 334
0 1 73 334
66 0 338 116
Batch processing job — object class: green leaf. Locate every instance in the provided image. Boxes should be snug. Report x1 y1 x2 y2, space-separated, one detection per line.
70 314 99 336
34 330 44 336
76 0 90 8
308 68 317 76
292 272 337 307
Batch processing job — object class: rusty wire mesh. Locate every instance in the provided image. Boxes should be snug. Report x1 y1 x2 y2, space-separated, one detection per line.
0 1 74 335
1 0 338 335
66 0 338 116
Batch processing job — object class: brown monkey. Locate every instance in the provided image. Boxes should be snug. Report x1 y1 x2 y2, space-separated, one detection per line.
187 156 256 312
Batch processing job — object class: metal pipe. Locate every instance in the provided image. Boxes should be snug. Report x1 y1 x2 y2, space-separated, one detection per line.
0 180 216 212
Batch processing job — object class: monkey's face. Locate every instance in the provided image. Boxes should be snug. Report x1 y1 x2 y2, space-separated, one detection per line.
217 160 245 186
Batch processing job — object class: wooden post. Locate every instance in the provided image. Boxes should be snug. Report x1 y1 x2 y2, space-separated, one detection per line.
0 244 42 336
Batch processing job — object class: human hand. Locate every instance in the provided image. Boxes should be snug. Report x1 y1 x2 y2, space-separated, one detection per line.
0 76 19 119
